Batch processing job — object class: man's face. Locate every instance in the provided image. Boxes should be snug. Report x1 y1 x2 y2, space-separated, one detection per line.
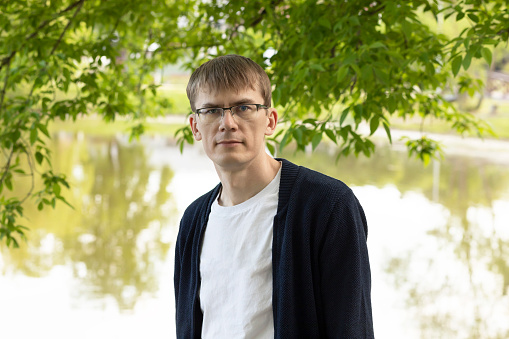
189 87 278 171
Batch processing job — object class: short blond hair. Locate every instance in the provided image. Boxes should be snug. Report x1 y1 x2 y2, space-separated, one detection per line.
186 55 272 112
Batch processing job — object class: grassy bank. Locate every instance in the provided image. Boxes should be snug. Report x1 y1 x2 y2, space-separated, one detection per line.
389 98 509 139
49 116 185 137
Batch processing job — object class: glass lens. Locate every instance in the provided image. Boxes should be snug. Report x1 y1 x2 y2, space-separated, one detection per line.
232 104 257 120
198 109 221 124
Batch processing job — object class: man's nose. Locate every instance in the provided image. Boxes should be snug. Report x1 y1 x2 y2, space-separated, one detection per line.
219 109 238 130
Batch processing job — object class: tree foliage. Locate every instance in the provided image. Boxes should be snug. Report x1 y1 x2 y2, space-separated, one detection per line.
1 0 508 246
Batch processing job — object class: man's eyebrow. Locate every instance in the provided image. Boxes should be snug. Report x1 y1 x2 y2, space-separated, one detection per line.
200 103 220 108
200 98 256 108
230 98 256 106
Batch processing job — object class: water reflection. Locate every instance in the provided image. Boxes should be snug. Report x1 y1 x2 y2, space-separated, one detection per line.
1 133 176 311
1 135 508 338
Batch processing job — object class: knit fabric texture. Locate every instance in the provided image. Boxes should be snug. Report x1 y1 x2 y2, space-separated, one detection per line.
174 158 374 338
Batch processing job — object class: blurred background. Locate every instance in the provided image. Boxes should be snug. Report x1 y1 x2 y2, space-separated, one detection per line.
1 1 509 338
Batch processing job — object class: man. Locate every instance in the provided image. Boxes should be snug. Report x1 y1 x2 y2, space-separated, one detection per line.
174 54 374 338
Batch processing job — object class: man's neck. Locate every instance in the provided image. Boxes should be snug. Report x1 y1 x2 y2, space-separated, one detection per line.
215 154 281 207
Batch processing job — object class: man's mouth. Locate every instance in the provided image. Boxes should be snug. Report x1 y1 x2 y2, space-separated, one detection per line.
217 140 242 146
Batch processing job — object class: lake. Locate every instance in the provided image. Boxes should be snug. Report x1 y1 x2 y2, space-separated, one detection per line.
1 131 508 338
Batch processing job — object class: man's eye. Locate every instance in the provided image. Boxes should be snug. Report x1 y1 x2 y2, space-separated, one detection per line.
238 105 253 112
204 108 220 114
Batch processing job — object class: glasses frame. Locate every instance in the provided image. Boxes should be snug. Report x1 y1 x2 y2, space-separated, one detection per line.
195 104 269 123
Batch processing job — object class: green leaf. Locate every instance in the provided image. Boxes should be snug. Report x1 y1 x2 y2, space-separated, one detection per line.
353 104 363 122
292 127 303 145
57 196 75 209
266 142 275 156
456 12 465 21
310 64 326 72
336 66 348 82
369 116 379 135
30 128 38 144
462 51 472 70
340 108 349 126
349 16 360 26
280 130 293 150
311 132 322 150
481 47 492 66
467 13 479 23
368 41 386 49
361 65 373 82
374 68 389 85
5 177 13 191
35 152 43 165
38 124 50 138
318 17 331 29
388 96 397 113
383 121 392 144
325 129 337 144
53 183 61 196
452 56 462 76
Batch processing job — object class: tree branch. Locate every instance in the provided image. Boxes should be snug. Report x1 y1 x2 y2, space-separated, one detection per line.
50 0 85 56
496 27 509 36
364 4 385 17
25 0 85 41
0 149 14 186
19 141 36 205
0 51 16 72
249 0 284 28
26 0 85 103
0 0 86 71
0 57 11 113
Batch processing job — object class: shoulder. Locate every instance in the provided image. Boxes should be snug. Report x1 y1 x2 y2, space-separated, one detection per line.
277 159 368 239
278 158 359 213
300 165 350 191
290 161 354 200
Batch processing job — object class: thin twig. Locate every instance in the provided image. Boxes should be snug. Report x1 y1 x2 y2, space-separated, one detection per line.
19 140 35 204
496 28 509 36
26 0 85 104
137 29 153 92
0 149 14 185
0 51 16 72
0 56 11 113
49 0 85 56
249 0 283 27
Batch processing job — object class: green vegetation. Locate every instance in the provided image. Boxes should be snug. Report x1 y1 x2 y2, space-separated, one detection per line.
390 98 509 139
50 117 184 137
1 0 509 246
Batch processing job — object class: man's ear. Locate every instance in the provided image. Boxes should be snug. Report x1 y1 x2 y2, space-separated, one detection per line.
189 114 202 141
265 108 278 136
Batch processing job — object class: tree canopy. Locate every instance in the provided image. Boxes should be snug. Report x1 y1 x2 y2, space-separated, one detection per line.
1 0 508 247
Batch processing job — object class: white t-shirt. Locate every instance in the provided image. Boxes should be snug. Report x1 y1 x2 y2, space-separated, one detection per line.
199 166 281 339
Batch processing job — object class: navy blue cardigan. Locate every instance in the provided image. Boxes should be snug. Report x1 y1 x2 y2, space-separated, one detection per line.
174 159 374 338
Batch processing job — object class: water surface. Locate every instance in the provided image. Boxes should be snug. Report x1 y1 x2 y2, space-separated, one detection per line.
1 133 508 338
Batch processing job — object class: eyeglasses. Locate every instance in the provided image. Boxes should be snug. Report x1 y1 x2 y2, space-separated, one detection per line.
195 104 269 124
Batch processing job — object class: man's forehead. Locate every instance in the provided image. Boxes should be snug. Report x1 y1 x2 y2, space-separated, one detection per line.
197 83 258 96
195 85 263 104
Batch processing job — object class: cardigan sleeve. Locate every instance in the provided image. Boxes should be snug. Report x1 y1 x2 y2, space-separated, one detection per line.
173 218 184 335
319 189 374 338
174 213 197 338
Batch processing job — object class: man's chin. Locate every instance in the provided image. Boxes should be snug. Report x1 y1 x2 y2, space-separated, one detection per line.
212 154 249 169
